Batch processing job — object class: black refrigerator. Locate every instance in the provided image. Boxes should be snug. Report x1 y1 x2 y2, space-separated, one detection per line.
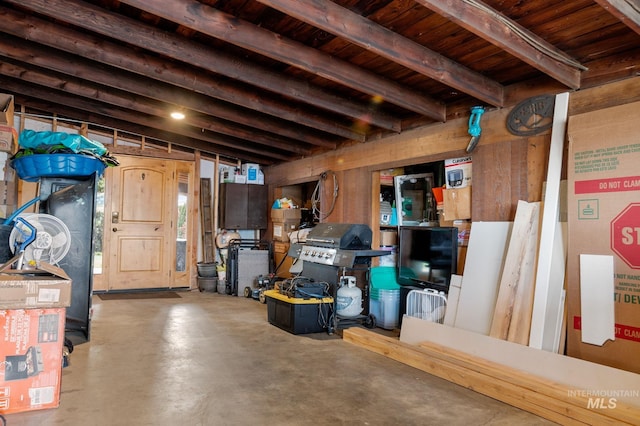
38 173 99 344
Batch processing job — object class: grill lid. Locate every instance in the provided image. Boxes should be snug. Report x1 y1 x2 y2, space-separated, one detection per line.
305 223 372 250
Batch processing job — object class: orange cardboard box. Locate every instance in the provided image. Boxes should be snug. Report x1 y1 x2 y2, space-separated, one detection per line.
0 308 65 414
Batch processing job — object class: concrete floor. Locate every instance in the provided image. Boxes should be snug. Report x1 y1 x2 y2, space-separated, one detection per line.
6 290 554 426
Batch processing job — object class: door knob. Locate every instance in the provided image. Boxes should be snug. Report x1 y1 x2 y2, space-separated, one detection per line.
112 227 118 232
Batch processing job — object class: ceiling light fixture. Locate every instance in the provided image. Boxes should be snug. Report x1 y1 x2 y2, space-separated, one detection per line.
170 110 185 120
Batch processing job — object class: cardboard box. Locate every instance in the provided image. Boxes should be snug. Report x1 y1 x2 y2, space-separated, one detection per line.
0 126 16 153
273 242 295 278
442 186 471 220
379 230 397 246
0 94 14 126
270 208 302 222
0 262 72 309
241 163 264 185
272 220 300 242
445 156 472 188
380 168 404 185
567 101 640 374
0 307 65 414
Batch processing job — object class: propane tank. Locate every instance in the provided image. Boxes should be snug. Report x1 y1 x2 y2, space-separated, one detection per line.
336 276 363 318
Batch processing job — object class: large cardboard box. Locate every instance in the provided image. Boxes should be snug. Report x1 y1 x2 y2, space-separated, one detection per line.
0 94 14 126
442 186 472 220
0 307 66 414
270 208 302 222
567 101 640 373
0 94 15 154
272 220 300 242
0 262 72 309
0 126 15 153
273 241 294 278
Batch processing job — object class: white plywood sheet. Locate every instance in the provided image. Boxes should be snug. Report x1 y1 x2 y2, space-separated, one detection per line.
580 254 615 346
454 221 512 335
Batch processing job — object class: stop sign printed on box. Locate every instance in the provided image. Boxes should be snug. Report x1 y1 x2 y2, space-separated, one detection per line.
611 203 640 269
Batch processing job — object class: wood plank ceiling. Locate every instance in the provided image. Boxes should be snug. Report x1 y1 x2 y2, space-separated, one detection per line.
0 0 638 165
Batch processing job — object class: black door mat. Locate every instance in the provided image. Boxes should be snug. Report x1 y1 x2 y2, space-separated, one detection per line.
97 291 182 300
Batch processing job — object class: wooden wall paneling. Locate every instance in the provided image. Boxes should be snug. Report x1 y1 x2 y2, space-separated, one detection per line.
265 78 640 231
267 108 516 185
340 167 371 225
370 171 382 249
472 138 528 222
569 76 640 116
526 134 550 202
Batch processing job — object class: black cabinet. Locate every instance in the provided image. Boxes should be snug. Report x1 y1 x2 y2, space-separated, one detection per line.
219 183 267 229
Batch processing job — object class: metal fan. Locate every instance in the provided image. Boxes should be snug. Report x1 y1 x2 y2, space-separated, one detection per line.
9 213 71 265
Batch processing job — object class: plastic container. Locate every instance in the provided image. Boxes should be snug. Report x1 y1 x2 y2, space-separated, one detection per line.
196 262 218 277
370 266 401 329
378 246 397 267
11 154 106 182
217 279 227 295
370 289 400 330
198 276 218 292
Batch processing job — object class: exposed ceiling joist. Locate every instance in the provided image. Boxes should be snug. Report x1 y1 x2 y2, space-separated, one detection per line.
0 35 336 150
0 0 636 165
0 77 291 164
594 0 640 35
415 0 585 89
256 0 504 106
1 0 398 134
117 0 447 121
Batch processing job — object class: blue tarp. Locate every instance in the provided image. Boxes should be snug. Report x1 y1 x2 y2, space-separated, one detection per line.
18 129 108 156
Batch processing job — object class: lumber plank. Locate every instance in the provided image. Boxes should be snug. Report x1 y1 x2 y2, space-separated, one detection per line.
343 327 639 425
529 92 569 350
490 200 540 343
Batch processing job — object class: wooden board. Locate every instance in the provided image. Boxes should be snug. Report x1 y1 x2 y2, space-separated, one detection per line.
344 324 640 425
490 200 540 344
454 221 512 335
529 92 569 351
199 178 215 264
443 274 462 326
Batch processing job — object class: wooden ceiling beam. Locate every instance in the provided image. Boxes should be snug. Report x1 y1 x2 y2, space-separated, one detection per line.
1 1 399 133
593 0 640 36
117 0 446 121
0 60 313 156
0 72 300 162
256 0 504 107
415 0 583 89
0 35 336 150
12 93 283 165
